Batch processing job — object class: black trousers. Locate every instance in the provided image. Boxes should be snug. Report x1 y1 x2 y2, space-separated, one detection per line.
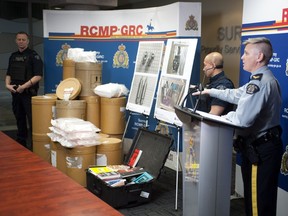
241 138 283 216
12 92 33 148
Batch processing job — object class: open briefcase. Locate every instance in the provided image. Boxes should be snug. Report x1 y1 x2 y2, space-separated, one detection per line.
86 127 173 208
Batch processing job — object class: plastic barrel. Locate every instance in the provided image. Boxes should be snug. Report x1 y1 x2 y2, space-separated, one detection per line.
100 97 126 134
56 100 86 120
75 62 102 96
97 138 123 165
80 95 100 128
45 93 57 97
32 133 51 163
50 141 67 174
32 95 57 135
66 146 96 187
107 134 124 140
63 59 75 79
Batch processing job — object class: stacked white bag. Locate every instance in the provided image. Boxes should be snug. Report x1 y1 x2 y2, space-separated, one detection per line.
47 118 102 148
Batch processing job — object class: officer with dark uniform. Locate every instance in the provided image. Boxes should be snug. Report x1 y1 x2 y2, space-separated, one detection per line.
193 37 283 216
197 52 234 115
5 31 43 150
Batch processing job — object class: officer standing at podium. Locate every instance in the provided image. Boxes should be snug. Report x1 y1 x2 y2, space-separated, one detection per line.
193 37 283 216
5 31 43 150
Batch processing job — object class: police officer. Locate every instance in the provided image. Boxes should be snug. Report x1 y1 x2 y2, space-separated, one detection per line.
197 52 234 115
193 37 283 216
5 31 43 150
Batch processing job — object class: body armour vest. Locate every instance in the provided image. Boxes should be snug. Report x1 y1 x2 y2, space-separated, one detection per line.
9 51 34 84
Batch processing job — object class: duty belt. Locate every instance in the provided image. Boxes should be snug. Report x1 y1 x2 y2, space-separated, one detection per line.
253 125 282 146
233 126 282 164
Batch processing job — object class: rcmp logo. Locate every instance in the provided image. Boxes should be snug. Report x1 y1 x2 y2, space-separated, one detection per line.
147 19 154 32
56 43 71 66
113 44 129 69
246 84 259 94
185 15 198 31
280 145 288 175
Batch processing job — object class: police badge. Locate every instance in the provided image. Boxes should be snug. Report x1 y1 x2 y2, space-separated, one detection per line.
56 43 71 67
185 15 198 31
280 145 288 175
113 44 129 69
246 84 260 94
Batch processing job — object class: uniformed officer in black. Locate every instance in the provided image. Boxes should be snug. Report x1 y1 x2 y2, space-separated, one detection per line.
5 31 43 150
193 37 283 216
197 52 234 115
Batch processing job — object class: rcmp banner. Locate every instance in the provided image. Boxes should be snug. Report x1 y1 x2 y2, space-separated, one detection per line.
43 2 201 141
240 0 288 206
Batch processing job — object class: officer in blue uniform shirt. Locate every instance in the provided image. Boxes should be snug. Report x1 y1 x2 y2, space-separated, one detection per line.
193 37 283 216
5 31 43 150
197 52 234 115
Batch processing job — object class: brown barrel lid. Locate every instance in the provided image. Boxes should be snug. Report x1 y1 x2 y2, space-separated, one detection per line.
56 78 81 100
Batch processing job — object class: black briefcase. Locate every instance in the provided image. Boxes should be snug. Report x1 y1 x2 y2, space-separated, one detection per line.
86 128 173 208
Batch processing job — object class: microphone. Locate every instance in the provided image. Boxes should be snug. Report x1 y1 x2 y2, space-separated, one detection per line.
180 83 202 108
204 65 223 72
193 83 203 113
197 83 204 91
204 67 214 72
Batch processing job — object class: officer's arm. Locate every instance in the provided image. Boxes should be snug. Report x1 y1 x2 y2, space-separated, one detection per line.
30 75 42 86
5 75 16 92
14 75 42 93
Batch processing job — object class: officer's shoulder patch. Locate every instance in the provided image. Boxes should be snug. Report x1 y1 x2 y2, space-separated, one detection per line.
250 74 263 81
246 84 259 94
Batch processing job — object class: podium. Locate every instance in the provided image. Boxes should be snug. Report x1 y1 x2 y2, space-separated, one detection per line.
175 106 240 216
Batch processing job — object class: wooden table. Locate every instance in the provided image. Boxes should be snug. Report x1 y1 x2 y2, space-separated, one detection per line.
0 131 123 216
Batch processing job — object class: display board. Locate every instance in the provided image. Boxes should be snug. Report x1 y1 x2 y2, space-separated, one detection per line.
126 41 164 115
154 39 198 126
